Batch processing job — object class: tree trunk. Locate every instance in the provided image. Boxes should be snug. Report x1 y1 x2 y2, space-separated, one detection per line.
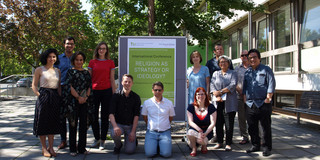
148 0 155 36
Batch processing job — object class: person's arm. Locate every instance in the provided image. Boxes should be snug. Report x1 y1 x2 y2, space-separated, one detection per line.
187 111 203 132
109 114 122 137
32 67 41 96
169 116 173 123
265 67 276 103
210 72 221 97
221 70 237 94
57 69 62 96
206 76 210 97
143 115 148 125
110 69 116 94
204 111 217 137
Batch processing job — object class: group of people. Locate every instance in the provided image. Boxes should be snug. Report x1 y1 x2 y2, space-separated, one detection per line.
186 44 275 157
31 37 176 158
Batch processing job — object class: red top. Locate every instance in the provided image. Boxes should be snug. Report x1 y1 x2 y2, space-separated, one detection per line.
88 59 115 90
195 112 207 121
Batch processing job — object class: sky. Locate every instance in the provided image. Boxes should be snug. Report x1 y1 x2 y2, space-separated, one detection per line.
80 0 92 15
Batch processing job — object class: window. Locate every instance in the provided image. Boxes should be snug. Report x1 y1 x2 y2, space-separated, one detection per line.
275 4 291 48
261 57 269 66
256 18 268 52
242 26 249 51
276 94 295 108
301 0 320 43
222 39 229 57
231 32 239 59
275 52 292 72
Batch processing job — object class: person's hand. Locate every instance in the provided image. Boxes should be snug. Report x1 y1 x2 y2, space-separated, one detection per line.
78 97 86 104
213 91 222 97
113 126 122 137
128 131 136 142
264 98 271 104
216 96 223 102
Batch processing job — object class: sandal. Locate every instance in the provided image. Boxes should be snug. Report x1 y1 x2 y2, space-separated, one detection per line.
70 152 77 157
190 151 197 157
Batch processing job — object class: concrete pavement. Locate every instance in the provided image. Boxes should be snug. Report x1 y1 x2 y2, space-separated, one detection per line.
1 96 320 159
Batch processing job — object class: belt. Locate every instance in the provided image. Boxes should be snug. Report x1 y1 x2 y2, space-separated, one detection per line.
151 129 169 133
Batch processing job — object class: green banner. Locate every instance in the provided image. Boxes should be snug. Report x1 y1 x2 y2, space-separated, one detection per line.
129 48 175 103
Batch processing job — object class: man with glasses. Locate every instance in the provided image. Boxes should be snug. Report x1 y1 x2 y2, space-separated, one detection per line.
243 49 275 157
55 36 75 149
235 50 250 145
141 81 175 158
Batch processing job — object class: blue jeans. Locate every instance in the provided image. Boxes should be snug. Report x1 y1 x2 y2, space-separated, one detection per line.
111 123 136 154
144 129 172 158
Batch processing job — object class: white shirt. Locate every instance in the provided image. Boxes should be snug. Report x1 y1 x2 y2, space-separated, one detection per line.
141 96 175 132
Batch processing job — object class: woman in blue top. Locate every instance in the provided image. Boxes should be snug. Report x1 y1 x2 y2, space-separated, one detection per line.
187 87 217 157
187 51 210 104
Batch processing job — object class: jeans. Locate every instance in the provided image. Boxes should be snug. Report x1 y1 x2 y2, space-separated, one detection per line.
111 123 136 154
91 88 112 141
144 129 172 158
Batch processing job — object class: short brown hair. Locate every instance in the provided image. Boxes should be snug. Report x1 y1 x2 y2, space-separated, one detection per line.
122 74 133 81
190 50 202 64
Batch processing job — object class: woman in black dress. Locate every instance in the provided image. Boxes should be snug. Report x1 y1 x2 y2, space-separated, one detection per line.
62 51 92 156
186 87 217 157
32 49 61 157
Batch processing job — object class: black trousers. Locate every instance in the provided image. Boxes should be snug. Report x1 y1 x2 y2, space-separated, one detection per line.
246 103 272 150
68 103 88 153
216 101 236 145
91 88 112 141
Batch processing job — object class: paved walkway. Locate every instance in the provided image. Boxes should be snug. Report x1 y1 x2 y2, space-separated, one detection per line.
0 97 320 160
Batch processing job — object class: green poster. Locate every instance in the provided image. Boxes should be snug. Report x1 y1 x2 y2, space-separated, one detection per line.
129 48 175 103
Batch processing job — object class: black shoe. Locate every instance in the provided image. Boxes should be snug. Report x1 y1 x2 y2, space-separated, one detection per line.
113 143 123 155
246 146 260 153
263 148 271 156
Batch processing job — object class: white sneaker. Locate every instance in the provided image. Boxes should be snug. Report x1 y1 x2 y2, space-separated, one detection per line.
90 139 100 148
99 140 105 150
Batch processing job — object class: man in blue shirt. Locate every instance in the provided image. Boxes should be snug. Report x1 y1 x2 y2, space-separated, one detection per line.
55 36 75 149
243 49 275 157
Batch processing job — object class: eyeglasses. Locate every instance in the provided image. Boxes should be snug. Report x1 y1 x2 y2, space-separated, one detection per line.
66 43 74 46
153 89 162 92
219 60 228 63
248 56 258 59
241 54 248 57
196 93 205 96
99 48 107 50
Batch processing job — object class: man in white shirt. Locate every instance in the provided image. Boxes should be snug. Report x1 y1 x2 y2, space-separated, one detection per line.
141 81 175 158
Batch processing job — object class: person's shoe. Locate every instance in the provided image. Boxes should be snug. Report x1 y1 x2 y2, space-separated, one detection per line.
246 146 260 153
99 140 105 150
90 139 100 148
212 143 223 149
263 148 271 156
239 139 249 145
57 141 67 149
190 151 197 157
70 152 77 157
113 143 123 155
225 145 232 151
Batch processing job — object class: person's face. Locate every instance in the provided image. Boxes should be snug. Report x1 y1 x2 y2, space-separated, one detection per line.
214 45 224 57
240 51 248 63
152 85 163 98
47 53 57 65
191 53 201 64
74 54 84 69
196 90 206 104
122 76 133 91
64 40 75 53
248 52 260 68
219 58 229 70
98 44 107 58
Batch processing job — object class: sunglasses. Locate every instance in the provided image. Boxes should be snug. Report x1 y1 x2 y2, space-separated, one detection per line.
153 89 162 92
241 54 248 57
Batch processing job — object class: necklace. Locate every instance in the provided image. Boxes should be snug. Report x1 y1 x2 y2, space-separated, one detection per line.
198 107 206 112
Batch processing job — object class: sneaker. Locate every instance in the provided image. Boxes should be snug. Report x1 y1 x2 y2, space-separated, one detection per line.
99 140 105 150
113 143 123 155
90 139 100 148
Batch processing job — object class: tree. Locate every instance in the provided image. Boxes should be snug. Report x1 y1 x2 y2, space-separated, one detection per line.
0 0 97 75
89 0 262 47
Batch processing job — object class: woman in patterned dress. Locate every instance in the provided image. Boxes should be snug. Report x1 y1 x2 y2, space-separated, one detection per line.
32 49 61 157
63 51 92 156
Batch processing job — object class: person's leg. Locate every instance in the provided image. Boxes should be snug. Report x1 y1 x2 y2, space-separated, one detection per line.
144 130 158 157
39 135 50 155
159 130 172 158
237 100 249 141
186 129 197 154
260 103 272 151
123 125 136 154
225 111 236 145
246 104 260 148
91 90 101 141
68 114 78 153
111 124 124 149
48 135 56 156
215 102 225 146
78 104 88 153
100 88 112 145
